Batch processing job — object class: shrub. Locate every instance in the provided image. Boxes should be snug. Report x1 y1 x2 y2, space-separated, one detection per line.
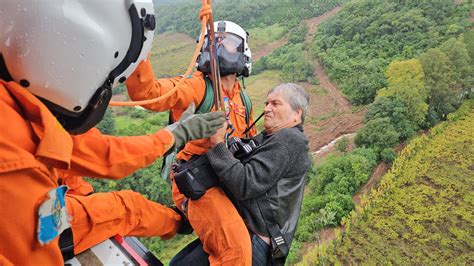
335 137 349 152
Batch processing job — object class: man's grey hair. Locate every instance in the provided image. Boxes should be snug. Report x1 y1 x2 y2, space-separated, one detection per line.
268 83 309 122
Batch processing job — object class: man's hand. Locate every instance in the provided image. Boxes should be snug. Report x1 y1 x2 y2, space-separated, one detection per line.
166 103 225 150
209 121 227 147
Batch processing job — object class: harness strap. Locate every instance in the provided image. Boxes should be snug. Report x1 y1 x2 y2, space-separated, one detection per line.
59 227 75 261
239 89 252 125
256 197 289 265
196 76 215 114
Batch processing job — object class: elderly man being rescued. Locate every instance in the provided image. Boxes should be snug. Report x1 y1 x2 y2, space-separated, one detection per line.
171 83 311 265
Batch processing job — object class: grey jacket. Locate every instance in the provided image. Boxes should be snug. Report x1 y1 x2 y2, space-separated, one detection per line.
206 125 311 248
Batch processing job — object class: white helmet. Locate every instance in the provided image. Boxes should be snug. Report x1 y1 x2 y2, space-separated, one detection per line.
197 20 252 77
0 0 155 134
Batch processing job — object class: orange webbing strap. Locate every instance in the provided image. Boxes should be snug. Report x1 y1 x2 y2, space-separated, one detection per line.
204 0 223 112
108 2 213 107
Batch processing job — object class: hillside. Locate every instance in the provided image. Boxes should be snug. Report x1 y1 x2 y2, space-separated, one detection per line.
301 100 474 264
313 0 472 105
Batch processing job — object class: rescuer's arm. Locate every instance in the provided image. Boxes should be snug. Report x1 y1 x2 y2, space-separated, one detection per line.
67 111 224 179
67 128 174 179
125 59 206 112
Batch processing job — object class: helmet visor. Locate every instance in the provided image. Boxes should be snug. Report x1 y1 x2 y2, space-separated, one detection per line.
203 32 243 53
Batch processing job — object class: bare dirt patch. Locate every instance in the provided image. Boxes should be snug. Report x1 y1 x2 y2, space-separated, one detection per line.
305 112 365 152
301 59 365 152
299 5 365 154
353 163 389 205
252 37 288 62
305 6 343 43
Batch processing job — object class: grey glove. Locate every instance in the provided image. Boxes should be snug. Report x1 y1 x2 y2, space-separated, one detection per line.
166 103 225 150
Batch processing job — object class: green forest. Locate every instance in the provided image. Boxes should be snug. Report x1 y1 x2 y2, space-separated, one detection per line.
313 0 472 105
305 100 474 264
88 0 473 264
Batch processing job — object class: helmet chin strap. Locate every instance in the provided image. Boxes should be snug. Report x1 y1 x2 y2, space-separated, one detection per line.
0 54 13 82
43 81 112 135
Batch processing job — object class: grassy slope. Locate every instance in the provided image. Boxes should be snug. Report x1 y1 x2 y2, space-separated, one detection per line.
247 23 287 52
300 100 474 264
149 33 196 78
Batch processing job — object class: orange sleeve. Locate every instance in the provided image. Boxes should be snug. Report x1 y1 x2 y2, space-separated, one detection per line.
0 254 14 266
125 59 206 112
67 128 174 179
58 174 94 196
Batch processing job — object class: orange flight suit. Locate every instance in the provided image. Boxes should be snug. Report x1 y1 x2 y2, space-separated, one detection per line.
126 59 256 265
59 174 94 196
0 80 180 265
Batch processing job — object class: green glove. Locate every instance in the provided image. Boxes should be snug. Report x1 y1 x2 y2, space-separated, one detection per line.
166 103 225 150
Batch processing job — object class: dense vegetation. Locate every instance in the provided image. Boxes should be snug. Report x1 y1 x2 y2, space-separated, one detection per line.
356 34 473 161
155 0 346 37
302 100 474 264
313 0 472 104
287 148 377 263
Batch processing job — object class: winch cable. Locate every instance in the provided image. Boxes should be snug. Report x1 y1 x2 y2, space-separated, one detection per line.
243 111 264 136
204 0 234 143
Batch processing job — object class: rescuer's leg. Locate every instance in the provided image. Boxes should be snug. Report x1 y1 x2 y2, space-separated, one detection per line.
66 190 181 254
187 187 252 266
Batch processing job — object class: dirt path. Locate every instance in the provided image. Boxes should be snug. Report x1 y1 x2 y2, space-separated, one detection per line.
253 6 342 62
298 6 365 152
305 6 342 43
252 37 288 62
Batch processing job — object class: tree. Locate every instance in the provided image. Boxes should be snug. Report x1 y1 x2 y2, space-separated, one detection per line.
461 30 474 63
355 117 400 154
440 38 473 91
419 48 459 123
365 96 417 140
378 59 428 127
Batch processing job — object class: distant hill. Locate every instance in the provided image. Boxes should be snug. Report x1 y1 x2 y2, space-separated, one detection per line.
304 100 474 264
154 0 346 36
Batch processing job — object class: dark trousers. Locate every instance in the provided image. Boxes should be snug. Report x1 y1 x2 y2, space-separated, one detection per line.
169 233 271 266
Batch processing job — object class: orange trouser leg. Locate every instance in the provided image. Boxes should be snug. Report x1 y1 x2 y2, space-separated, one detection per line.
172 182 252 266
66 190 181 254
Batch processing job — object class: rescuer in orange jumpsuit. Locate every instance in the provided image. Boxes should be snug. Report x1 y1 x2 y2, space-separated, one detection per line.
126 20 256 265
0 1 224 264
